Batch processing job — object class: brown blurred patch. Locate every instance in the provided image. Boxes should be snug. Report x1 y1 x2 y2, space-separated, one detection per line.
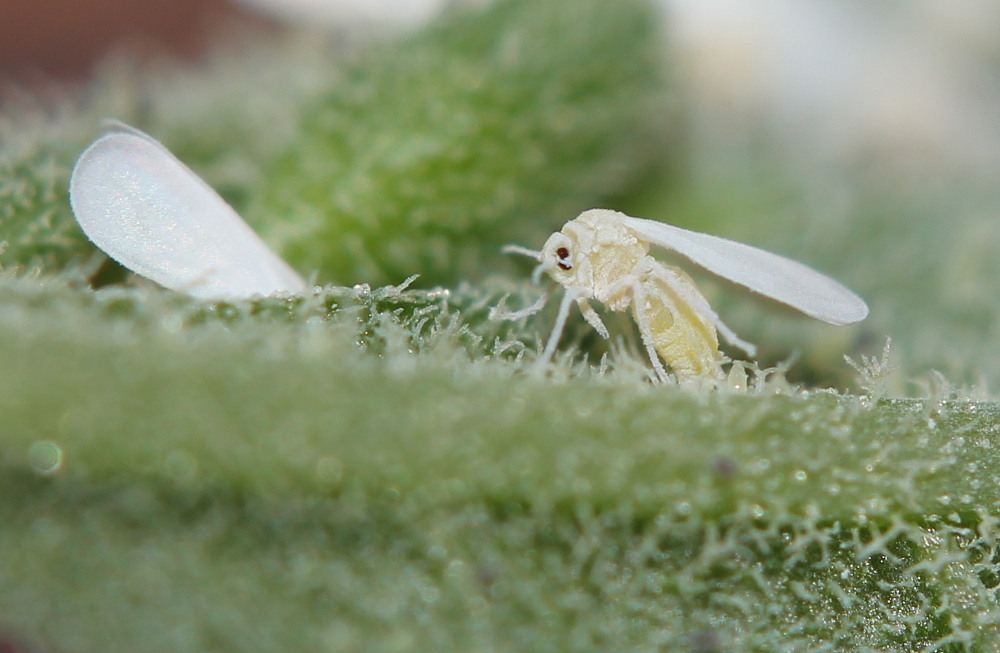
0 0 271 87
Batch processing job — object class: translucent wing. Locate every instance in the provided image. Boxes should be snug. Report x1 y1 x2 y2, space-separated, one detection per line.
615 211 869 325
69 122 306 300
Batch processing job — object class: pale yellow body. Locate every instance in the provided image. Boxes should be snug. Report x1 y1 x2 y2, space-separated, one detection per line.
538 210 723 384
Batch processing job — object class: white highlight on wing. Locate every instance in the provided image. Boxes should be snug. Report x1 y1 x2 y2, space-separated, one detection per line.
615 211 869 325
69 122 307 301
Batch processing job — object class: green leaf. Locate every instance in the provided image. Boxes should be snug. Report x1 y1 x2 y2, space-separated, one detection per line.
253 0 668 286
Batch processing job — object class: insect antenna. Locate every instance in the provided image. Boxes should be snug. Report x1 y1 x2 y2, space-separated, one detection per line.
501 244 542 260
501 243 552 288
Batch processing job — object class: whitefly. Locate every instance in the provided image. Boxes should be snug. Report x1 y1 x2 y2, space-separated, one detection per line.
496 208 869 385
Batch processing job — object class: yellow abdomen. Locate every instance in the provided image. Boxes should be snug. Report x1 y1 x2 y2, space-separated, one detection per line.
632 266 722 383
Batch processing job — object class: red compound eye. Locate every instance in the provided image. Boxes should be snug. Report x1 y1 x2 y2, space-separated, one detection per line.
556 247 572 270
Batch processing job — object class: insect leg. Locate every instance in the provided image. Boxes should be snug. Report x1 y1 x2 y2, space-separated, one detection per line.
628 282 672 383
650 264 757 357
539 287 582 364
578 300 610 339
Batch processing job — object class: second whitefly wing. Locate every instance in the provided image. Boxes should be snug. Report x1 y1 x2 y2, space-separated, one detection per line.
69 122 306 300
617 212 868 326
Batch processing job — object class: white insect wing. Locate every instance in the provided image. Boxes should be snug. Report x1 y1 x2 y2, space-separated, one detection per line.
618 213 868 326
69 123 306 300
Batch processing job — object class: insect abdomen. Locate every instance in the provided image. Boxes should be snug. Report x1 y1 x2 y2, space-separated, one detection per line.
635 267 722 383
